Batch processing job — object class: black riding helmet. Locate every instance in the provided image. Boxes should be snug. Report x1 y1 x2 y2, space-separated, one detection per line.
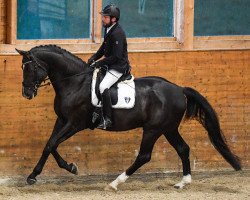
100 4 120 20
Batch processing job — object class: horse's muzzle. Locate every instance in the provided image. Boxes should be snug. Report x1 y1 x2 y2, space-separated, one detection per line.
22 87 37 100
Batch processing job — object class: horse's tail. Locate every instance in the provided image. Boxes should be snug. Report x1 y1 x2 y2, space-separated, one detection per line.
183 87 241 171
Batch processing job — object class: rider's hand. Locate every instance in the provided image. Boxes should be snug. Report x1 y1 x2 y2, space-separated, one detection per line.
93 61 101 68
90 60 106 70
89 61 100 69
87 56 95 65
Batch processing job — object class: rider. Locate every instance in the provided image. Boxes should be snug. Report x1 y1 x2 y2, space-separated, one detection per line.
87 4 131 129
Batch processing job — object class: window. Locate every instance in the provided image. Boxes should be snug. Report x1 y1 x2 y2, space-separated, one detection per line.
1 0 249 53
103 0 174 38
194 0 250 36
17 0 90 39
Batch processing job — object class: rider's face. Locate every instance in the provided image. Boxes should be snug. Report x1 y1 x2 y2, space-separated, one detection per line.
102 15 111 28
102 15 116 28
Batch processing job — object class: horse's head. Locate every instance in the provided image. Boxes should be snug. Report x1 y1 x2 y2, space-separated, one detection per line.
16 48 48 100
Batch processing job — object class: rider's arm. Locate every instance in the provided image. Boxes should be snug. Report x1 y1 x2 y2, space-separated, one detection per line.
90 42 105 61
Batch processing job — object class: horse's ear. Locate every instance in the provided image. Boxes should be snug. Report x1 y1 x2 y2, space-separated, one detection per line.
15 48 31 59
16 48 27 55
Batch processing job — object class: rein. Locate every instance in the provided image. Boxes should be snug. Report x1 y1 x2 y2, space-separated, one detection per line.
22 59 94 90
39 69 94 88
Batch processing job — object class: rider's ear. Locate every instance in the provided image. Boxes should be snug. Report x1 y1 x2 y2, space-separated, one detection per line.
16 49 31 59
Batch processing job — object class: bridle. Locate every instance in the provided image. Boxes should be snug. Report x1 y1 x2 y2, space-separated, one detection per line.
22 56 94 93
22 58 49 94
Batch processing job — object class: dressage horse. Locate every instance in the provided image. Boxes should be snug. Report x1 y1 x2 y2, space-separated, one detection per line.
16 45 241 190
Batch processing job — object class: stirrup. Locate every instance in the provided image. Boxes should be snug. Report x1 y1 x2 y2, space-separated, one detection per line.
92 112 99 123
97 118 112 129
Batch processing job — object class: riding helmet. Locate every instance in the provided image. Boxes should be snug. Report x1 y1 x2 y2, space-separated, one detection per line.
100 4 120 20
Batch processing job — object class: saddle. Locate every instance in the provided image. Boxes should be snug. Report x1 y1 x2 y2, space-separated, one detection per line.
95 70 132 104
91 68 136 109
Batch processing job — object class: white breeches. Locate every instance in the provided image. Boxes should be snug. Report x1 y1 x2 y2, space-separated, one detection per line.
99 69 123 94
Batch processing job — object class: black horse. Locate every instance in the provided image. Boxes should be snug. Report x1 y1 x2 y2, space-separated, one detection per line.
16 45 241 190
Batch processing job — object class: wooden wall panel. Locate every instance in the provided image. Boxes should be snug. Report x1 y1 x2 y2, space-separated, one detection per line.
0 0 6 43
0 50 249 176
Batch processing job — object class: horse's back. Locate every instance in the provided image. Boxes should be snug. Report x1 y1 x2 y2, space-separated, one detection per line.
134 76 184 98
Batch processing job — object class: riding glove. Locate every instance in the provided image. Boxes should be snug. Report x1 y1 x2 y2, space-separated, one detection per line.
87 56 96 65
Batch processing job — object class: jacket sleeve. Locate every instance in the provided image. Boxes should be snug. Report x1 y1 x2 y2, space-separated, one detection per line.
92 42 105 61
98 33 124 67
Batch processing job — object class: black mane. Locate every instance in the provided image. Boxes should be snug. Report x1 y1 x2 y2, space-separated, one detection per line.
30 45 86 67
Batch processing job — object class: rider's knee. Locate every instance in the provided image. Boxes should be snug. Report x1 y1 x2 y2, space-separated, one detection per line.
99 83 108 94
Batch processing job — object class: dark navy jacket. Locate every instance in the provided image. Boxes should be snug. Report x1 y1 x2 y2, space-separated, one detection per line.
93 23 130 74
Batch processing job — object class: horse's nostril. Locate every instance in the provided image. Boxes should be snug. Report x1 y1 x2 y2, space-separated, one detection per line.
22 88 34 100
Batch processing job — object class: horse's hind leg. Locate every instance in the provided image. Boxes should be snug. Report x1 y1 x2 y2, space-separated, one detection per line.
107 129 161 191
164 129 191 189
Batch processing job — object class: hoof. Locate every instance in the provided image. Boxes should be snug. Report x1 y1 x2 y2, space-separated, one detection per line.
174 184 182 189
70 163 78 175
27 176 37 185
174 175 191 189
104 184 117 191
174 182 190 189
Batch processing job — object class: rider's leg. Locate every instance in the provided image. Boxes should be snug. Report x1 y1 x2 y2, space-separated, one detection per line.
98 69 123 129
99 69 123 94
97 89 112 129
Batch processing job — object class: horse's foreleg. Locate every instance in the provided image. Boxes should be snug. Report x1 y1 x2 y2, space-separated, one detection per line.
27 123 75 185
164 130 191 189
51 128 83 175
44 118 78 175
106 130 161 191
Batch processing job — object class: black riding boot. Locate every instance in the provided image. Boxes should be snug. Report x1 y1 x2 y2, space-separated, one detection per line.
97 89 113 129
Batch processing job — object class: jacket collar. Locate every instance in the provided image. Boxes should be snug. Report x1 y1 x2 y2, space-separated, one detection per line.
104 23 119 39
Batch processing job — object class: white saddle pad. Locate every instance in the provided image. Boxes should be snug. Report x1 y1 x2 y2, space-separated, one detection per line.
91 69 135 109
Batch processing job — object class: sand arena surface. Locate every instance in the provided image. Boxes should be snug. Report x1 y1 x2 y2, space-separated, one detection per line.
0 170 249 200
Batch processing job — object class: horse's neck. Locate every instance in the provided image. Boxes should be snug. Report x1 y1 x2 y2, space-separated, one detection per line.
36 51 91 95
39 52 80 78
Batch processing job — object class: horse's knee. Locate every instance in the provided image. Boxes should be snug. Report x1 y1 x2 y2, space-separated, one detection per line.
43 141 56 154
43 146 51 155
